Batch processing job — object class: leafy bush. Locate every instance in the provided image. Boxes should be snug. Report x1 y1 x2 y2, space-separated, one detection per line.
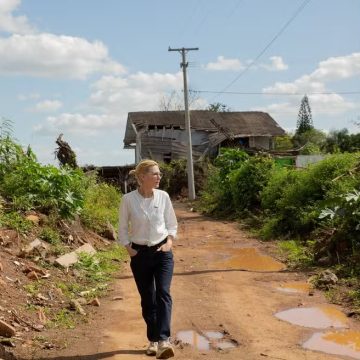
278 240 314 268
1 158 86 218
260 153 360 238
160 159 209 197
0 211 33 233
229 155 274 212
319 189 360 257
199 148 249 215
80 180 121 233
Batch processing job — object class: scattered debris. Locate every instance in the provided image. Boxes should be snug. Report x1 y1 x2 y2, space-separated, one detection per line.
0 320 16 338
309 269 338 289
69 300 86 316
88 298 100 307
19 239 50 259
55 243 96 268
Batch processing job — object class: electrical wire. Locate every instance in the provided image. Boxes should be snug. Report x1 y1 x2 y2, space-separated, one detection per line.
190 90 360 96
211 0 312 99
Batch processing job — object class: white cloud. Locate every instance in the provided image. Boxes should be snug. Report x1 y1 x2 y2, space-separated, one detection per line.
205 56 244 71
0 0 35 34
30 100 63 113
261 56 288 71
0 33 126 79
264 53 360 94
260 53 360 122
34 71 188 136
17 92 41 101
90 71 183 113
34 113 121 136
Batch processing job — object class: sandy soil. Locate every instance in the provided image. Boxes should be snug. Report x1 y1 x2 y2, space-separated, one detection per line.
22 202 359 360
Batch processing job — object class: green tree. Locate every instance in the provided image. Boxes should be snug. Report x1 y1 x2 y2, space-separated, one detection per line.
296 95 313 135
207 102 231 112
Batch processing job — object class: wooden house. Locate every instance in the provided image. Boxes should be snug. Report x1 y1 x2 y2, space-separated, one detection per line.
123 110 285 163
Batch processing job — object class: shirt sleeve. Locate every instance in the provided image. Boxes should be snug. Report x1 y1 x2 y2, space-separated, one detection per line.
164 193 178 239
118 196 130 246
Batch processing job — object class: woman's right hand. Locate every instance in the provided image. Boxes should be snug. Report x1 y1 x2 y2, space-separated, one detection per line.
125 244 138 257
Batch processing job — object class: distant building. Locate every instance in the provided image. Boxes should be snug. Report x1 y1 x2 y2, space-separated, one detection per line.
123 110 285 163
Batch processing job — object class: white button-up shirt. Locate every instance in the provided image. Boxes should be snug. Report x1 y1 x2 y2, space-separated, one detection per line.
118 189 177 246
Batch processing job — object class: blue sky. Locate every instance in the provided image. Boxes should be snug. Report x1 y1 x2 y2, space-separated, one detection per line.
0 0 359 165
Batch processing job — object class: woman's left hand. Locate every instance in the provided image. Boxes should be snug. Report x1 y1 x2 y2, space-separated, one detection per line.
157 238 173 252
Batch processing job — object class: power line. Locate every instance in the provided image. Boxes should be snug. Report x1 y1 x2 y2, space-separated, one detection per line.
191 90 360 96
212 0 312 99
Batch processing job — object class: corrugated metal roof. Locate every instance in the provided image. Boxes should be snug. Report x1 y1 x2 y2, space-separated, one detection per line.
123 110 285 146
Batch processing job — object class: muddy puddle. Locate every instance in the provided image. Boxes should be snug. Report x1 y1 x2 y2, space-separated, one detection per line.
176 330 236 351
276 281 311 294
303 330 360 359
275 305 349 329
214 247 285 272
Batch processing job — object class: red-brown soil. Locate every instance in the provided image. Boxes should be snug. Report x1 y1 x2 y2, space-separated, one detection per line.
3 203 360 360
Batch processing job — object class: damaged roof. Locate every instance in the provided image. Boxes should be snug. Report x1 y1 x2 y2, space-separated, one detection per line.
124 110 285 146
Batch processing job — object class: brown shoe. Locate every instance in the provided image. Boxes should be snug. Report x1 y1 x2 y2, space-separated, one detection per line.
156 340 175 359
146 341 158 356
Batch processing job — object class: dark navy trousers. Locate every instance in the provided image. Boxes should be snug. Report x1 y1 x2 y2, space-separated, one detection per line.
130 243 174 342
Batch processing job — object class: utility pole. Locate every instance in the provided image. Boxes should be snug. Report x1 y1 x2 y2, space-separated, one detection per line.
168 46 199 200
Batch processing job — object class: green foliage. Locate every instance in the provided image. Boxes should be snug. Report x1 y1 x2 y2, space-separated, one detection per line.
199 148 249 215
39 226 61 245
160 159 209 197
1 156 86 218
38 226 66 255
0 212 33 233
49 309 76 329
296 95 313 135
207 102 231 112
75 245 127 284
300 143 322 155
274 135 293 150
229 155 274 212
293 128 326 149
80 179 121 233
260 153 360 238
324 128 360 153
319 189 360 256
278 240 314 267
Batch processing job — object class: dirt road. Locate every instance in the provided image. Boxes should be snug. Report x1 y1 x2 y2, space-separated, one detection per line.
31 203 359 360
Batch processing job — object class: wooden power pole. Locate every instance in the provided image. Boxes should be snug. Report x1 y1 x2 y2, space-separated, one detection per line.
168 46 199 200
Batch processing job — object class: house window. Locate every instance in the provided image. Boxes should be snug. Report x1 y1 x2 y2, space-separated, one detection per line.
163 152 172 164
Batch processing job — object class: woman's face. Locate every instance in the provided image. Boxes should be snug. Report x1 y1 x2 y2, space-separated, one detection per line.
140 165 162 189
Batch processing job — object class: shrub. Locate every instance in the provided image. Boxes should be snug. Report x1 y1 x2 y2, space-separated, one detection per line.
160 159 209 197
260 153 360 238
80 180 121 233
1 159 86 218
229 155 274 213
199 148 249 215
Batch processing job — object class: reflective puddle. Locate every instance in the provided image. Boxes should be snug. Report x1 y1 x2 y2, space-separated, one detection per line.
275 305 349 329
215 248 285 272
303 330 360 359
276 281 311 294
176 330 236 351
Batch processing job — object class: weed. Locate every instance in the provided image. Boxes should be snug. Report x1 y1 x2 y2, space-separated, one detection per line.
23 281 43 295
39 226 61 245
75 245 126 285
80 180 121 234
0 212 33 233
48 309 75 329
278 240 314 268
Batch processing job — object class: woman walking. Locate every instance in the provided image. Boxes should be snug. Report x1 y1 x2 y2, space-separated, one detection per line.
118 159 177 359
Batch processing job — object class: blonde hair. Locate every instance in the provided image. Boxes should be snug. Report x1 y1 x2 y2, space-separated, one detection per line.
130 159 159 184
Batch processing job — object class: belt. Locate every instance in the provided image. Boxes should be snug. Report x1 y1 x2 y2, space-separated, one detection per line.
131 238 167 251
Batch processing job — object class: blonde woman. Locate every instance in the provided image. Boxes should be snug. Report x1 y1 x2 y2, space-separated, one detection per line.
118 159 177 359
